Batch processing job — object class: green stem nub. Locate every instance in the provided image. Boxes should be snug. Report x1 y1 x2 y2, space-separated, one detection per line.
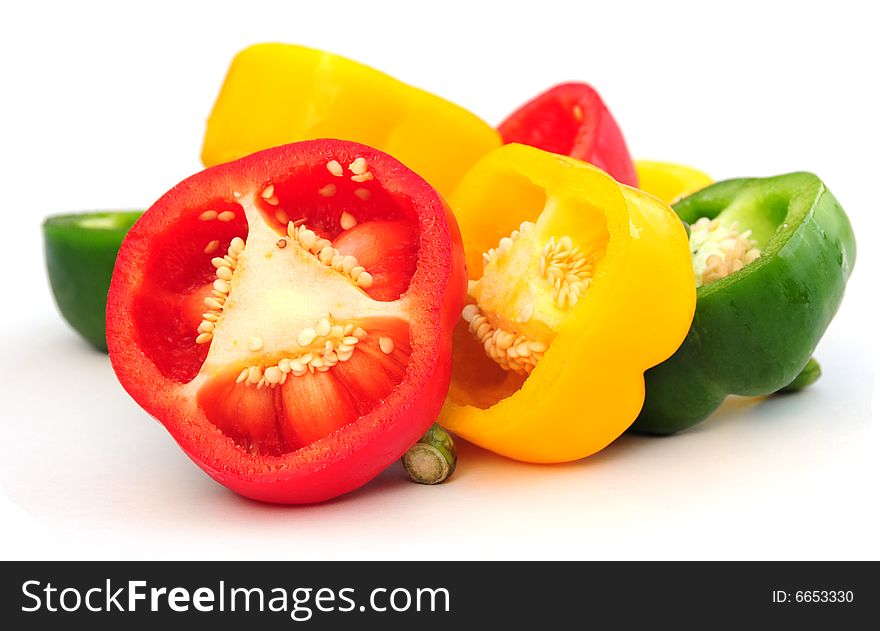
402 423 457 485
778 357 822 393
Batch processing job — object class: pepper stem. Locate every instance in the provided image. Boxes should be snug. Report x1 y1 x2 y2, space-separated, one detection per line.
777 357 822 393
402 423 457 484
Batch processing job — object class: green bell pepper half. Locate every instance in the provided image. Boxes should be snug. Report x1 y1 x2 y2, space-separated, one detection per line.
43 211 143 351
631 172 856 434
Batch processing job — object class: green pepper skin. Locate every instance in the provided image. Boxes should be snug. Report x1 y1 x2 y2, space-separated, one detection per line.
43 211 143 351
631 173 855 434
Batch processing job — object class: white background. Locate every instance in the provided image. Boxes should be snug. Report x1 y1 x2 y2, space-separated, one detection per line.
1 0 877 560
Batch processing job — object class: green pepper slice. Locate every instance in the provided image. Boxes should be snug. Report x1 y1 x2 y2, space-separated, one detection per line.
631 172 856 434
43 211 143 351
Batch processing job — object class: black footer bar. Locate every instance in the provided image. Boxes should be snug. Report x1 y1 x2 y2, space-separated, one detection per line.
2 561 876 628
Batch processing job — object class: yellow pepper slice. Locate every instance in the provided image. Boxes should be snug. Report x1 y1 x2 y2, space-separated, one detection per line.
440 144 696 463
202 43 500 198
635 160 713 204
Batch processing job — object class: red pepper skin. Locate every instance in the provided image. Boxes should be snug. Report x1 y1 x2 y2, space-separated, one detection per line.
498 83 638 187
107 140 466 504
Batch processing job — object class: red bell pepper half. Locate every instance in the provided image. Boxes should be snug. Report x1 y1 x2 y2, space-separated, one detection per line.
498 82 638 187
107 139 466 504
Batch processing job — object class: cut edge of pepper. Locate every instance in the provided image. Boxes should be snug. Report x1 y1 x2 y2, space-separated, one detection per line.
682 172 825 300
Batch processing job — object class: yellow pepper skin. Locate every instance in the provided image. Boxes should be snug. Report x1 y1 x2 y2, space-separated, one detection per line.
635 160 713 204
202 43 500 198
440 144 696 463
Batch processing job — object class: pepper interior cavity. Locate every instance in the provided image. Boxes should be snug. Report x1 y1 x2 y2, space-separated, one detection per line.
134 156 420 456
689 217 760 287
461 184 608 378
464 216 602 374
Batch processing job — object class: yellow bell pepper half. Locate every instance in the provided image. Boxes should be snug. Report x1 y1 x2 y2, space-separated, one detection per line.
440 144 696 463
635 160 713 204
201 43 500 198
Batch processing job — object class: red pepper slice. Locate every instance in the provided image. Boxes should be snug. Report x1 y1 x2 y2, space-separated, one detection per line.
107 140 466 504
497 82 638 187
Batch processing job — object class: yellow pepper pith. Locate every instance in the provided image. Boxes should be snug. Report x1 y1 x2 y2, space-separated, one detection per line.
440 144 696 463
635 160 713 204
201 43 501 198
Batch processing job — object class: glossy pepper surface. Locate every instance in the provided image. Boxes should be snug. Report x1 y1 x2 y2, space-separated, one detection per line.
635 160 713 204
498 83 638 187
439 144 695 463
202 43 500 198
632 172 856 434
